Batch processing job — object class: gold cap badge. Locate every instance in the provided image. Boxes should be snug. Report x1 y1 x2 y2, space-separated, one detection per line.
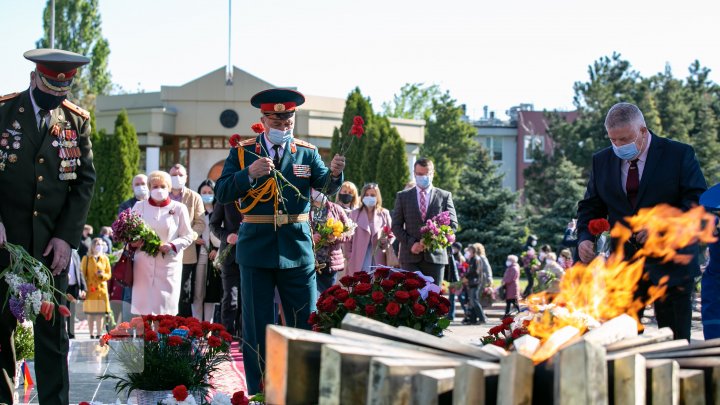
274 103 286 112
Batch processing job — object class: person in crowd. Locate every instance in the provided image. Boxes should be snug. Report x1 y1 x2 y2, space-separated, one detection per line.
131 170 194 315
542 252 565 294
118 173 149 214
476 243 494 294
392 158 458 285
0 48 95 404
577 102 706 340
447 242 464 321
502 255 521 317
346 183 394 276
99 226 114 254
462 244 489 325
209 199 243 337
193 179 222 321
558 248 574 270
311 189 351 292
335 181 360 213
538 244 552 264
168 163 206 317
561 219 578 259
66 249 86 339
521 246 540 298
78 224 93 258
214 88 345 394
82 238 111 338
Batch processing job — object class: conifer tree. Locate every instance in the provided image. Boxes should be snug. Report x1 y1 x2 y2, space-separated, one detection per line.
375 123 409 209
330 88 375 186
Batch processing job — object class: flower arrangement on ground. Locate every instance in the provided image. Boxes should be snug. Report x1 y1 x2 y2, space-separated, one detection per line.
588 218 611 256
308 267 451 336
112 208 163 257
313 217 356 250
420 211 455 252
0 242 71 323
480 316 530 349
98 315 232 399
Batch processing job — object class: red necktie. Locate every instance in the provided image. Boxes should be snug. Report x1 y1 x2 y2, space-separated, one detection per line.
419 190 427 220
626 159 639 207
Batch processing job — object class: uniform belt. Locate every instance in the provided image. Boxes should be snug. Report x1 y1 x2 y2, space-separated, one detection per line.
242 213 309 225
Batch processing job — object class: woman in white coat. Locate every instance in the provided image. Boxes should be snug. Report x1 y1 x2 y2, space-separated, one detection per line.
131 170 194 315
346 183 394 275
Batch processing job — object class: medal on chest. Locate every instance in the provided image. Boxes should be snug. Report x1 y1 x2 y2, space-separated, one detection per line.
52 121 81 180
0 121 23 171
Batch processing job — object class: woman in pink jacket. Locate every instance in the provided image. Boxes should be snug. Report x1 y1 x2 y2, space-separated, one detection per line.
502 254 521 317
346 183 394 275
311 190 351 293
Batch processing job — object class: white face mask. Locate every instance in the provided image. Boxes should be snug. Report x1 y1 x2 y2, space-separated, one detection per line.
464 252 472 260
151 188 169 202
267 127 293 145
539 252 547 261
94 245 104 254
133 185 149 200
506 260 513 267
362 196 377 207
170 175 186 189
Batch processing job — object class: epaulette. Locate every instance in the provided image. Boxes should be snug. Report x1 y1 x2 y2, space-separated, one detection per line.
239 138 256 147
61 99 90 120
0 92 20 103
294 139 317 150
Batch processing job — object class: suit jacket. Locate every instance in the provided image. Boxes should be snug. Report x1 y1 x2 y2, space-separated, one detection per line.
577 133 707 286
209 200 243 267
68 249 87 291
346 207 393 275
214 135 342 269
175 188 206 264
0 90 95 268
392 186 457 265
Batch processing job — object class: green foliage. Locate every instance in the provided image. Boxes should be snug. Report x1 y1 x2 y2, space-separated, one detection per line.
86 110 139 230
455 144 526 275
14 323 34 360
37 0 112 108
523 151 586 249
421 92 477 194
374 118 409 209
382 83 441 120
330 88 375 186
650 64 693 143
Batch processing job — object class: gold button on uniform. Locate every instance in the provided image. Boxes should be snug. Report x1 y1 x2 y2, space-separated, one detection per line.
36 194 42 199
33 211 38 217
38 175 43 182
38 157 45 164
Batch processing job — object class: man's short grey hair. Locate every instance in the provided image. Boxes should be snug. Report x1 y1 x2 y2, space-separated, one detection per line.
170 163 187 175
133 173 147 182
605 102 646 131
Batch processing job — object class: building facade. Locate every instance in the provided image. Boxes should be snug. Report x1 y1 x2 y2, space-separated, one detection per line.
96 67 425 190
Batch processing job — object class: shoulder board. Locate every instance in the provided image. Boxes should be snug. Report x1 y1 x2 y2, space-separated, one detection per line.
294 139 317 150
239 139 256 147
0 92 20 103
61 99 90 120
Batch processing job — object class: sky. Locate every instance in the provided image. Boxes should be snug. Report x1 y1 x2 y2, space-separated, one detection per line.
1 0 719 120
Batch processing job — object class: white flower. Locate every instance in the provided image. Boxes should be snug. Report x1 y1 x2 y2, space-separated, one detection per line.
29 290 43 315
211 393 232 405
162 394 197 405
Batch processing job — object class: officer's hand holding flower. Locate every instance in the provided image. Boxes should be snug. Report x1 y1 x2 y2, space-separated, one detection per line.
248 157 274 179
330 154 345 177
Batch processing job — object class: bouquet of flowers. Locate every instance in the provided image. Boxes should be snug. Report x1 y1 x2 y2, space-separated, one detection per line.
480 316 530 349
532 270 557 293
420 211 455 252
112 208 163 257
308 267 451 337
98 315 232 399
0 243 71 323
313 217 356 250
588 218 611 257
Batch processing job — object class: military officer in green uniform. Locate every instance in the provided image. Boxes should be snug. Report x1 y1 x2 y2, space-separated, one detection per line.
0 49 95 405
215 88 345 394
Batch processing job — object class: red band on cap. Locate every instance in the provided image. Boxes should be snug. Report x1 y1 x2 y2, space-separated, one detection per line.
260 102 296 113
36 64 77 81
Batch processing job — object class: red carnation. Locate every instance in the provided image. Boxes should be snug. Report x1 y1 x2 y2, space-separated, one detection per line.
353 283 372 295
365 304 377 316
489 325 504 335
144 330 159 342
502 317 515 326
58 305 71 317
230 134 242 148
334 289 350 301
201 320 212 331
386 302 401 316
394 290 410 303
588 218 610 236
220 331 233 342
208 335 223 348
371 291 385 303
350 116 365 138
512 328 528 339
210 323 226 332
353 116 365 126
492 339 506 348
190 327 204 338
99 334 111 346
339 275 356 287
167 335 184 346
130 316 145 329
374 267 390 279
173 385 189 401
380 279 396 291
412 303 426 316
79 402 91 405
356 271 371 283
158 327 171 335
231 391 250 405
251 122 265 134
408 289 420 301
344 298 358 311
389 272 406 282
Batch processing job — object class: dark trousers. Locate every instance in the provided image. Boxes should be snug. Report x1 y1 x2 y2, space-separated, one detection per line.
221 260 242 336
522 267 534 297
505 299 520 316
401 261 445 286
178 262 196 317
240 263 317 394
66 284 79 336
316 269 338 294
0 274 69 405
467 286 488 323
637 278 693 340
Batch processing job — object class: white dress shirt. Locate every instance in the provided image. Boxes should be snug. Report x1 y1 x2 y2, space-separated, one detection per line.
620 133 652 194
415 185 433 216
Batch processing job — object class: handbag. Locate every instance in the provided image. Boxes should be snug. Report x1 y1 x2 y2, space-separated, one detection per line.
112 248 135 287
498 285 507 301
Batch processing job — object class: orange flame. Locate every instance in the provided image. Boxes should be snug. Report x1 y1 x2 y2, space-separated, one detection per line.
526 204 716 363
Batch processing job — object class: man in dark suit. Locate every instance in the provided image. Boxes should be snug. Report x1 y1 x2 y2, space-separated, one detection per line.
66 249 87 339
209 200 243 337
577 102 706 340
0 49 95 404
392 158 458 285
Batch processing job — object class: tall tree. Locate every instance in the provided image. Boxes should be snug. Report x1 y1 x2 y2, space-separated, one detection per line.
455 144 526 275
382 83 441 120
651 64 693 143
690 96 720 185
420 92 476 194
37 0 112 108
375 120 409 209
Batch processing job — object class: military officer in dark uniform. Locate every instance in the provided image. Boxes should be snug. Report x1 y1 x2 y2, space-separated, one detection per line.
0 49 95 405
215 88 345 394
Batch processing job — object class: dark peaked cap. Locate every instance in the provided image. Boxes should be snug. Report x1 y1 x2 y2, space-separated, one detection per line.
24 48 90 76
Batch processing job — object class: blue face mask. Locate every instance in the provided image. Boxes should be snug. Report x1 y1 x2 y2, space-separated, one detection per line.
362 196 377 207
201 194 214 204
415 175 431 189
267 128 293 145
612 132 640 160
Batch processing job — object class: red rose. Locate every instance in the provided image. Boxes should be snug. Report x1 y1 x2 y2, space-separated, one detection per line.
439 296 451 307
374 267 390 279
353 283 372 295
321 296 338 312
380 279 396 292
344 298 357 311
326 285 342 295
220 331 233 342
389 272 406 282
365 304 377 316
394 290 410 303
334 289 350 301
404 278 423 290
386 302 401 316
167 335 184 346
426 295 440 308
437 303 449 315
408 289 420 301
208 335 223 348
339 275 356 287
355 271 371 283
144 330 159 342
251 122 265 134
201 320 212 331
412 303 426 316
173 385 189 401
588 218 610 236
158 327 171 335
231 391 250 405
229 134 242 148
489 325 504 335
308 312 319 325
371 291 385 303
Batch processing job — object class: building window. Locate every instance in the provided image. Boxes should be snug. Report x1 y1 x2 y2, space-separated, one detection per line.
523 135 544 163
485 137 503 161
